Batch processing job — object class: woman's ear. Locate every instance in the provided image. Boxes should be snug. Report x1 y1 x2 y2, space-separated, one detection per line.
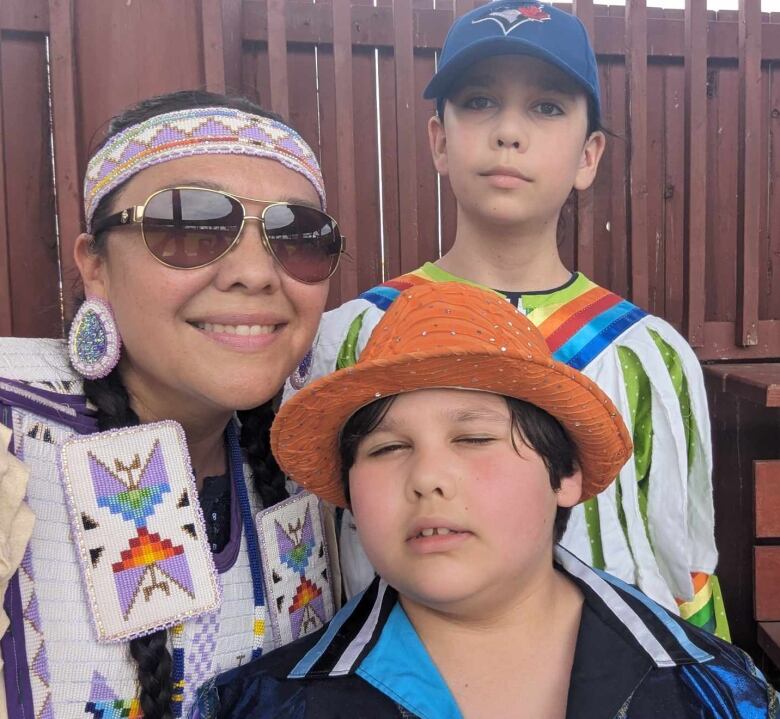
555 467 583 509
428 114 449 177
73 233 109 299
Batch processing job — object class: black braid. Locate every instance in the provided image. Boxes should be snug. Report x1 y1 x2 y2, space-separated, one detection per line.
83 370 173 719
237 402 288 508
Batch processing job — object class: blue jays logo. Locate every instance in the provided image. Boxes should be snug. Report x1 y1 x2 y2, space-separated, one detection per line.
472 2 551 36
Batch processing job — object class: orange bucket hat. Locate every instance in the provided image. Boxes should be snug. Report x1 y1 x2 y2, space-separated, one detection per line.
271 283 632 507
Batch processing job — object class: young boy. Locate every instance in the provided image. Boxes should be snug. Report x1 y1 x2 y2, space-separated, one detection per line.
286 1 724 636
200 283 772 718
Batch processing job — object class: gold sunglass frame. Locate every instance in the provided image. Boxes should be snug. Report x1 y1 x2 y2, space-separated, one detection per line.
92 185 346 284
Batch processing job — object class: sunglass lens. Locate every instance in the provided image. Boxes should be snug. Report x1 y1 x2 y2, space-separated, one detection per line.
142 189 242 268
263 204 341 283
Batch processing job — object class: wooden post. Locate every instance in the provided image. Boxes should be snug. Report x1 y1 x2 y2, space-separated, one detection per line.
573 0 595 279
736 0 761 347
683 0 707 346
332 0 358 300
626 0 649 309
394 0 419 272
267 0 289 119
48 0 83 321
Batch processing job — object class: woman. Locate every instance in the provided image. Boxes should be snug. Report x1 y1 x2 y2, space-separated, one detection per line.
0 90 342 718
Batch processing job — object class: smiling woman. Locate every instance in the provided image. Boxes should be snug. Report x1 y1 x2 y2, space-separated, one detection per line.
0 91 341 719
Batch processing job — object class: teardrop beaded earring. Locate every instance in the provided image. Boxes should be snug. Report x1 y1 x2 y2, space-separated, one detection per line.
68 297 122 379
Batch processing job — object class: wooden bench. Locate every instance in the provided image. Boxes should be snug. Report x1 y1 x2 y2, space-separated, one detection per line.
704 363 780 663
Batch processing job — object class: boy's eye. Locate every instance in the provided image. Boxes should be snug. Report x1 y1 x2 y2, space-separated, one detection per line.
366 442 407 457
455 436 495 446
533 101 564 117
462 95 495 111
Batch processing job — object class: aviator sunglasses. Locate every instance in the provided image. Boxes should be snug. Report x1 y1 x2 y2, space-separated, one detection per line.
91 186 345 284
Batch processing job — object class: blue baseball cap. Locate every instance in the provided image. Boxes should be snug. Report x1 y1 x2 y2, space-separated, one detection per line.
424 2 601 121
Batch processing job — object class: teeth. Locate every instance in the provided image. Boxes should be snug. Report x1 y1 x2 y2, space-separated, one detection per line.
195 322 275 335
417 527 457 538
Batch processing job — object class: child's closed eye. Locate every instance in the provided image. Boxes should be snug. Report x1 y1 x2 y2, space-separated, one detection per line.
366 442 409 458
454 436 496 446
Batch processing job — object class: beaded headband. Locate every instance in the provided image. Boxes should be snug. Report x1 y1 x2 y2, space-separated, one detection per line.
83 107 326 232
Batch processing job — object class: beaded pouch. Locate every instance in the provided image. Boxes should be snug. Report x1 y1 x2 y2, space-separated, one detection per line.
59 421 220 642
256 491 335 649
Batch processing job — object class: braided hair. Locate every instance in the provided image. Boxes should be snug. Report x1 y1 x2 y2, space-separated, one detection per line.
81 90 292 719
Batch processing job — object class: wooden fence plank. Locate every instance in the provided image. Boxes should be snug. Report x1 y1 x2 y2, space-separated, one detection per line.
754 461 780 539
768 64 780 322
455 0 476 18
573 0 595 279
351 40 383 291
625 0 649 309
241 3 780 61
0 0 48 33
331 0 358 300
645 61 664 318
393 0 418 273
221 0 243 94
48 0 83 322
266 0 289 119
683 0 707 346
413 0 438 268
2 35 60 337
201 0 226 93
0 42 12 336
755 546 780 621
736 0 761 346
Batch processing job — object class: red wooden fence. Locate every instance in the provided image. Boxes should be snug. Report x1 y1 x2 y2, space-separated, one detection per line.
1 0 780 362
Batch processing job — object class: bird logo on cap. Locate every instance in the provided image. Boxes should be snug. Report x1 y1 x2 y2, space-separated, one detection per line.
472 2 551 36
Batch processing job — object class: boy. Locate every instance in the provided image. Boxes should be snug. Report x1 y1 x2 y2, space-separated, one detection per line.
286 1 724 636
200 283 772 718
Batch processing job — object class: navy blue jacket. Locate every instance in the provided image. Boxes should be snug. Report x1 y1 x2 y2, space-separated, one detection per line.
195 548 776 718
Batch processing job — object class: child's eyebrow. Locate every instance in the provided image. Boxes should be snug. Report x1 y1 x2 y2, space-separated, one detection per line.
446 407 509 424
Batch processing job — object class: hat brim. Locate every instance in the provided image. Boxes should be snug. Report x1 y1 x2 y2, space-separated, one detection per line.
423 36 599 118
271 348 631 508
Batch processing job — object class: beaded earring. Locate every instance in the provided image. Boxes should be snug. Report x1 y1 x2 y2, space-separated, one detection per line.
289 348 313 390
68 297 122 379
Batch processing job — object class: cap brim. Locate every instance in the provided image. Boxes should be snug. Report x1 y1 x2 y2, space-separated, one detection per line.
423 36 596 109
271 349 631 508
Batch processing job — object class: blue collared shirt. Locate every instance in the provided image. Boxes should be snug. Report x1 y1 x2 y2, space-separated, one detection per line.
196 547 775 719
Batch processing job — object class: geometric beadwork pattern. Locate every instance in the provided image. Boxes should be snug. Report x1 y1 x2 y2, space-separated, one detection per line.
82 107 327 230
18 547 53 719
182 611 221 710
58 421 220 641
84 672 143 719
256 491 335 649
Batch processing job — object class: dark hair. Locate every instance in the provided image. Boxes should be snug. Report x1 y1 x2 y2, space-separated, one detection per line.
339 394 578 544
81 90 290 719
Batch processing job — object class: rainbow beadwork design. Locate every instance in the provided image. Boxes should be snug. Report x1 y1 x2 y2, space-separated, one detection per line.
59 421 220 642
83 108 326 231
85 672 143 719
256 491 335 650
